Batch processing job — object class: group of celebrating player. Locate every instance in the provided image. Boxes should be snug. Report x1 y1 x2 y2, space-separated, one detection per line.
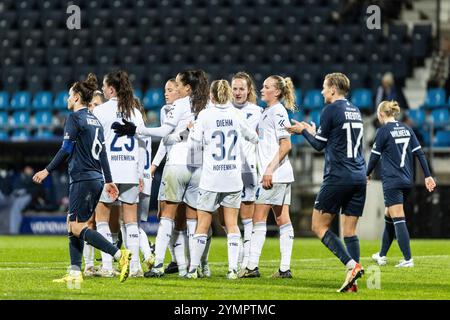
32 68 436 292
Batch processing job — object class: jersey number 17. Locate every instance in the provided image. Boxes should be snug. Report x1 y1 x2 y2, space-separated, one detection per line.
342 122 363 158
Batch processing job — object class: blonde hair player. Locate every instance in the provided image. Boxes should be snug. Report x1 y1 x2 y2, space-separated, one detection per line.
240 75 296 279
185 80 258 279
368 100 436 268
217 72 262 271
287 73 365 292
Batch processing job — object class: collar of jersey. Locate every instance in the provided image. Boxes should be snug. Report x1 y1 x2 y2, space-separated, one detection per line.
109 97 118 101
211 102 233 109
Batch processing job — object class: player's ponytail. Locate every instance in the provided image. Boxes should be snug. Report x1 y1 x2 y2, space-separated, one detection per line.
211 80 232 105
72 73 98 106
134 96 148 124
378 100 401 119
270 75 297 111
105 70 136 120
232 72 258 104
178 69 209 115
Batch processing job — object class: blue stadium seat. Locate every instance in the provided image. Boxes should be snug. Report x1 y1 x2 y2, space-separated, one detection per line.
309 110 321 126
11 129 30 141
143 89 165 109
0 92 10 110
10 92 31 110
303 90 324 110
11 111 30 127
351 88 373 110
407 109 426 127
134 89 143 102
417 129 431 147
295 89 302 106
0 130 8 140
34 129 54 140
290 110 304 122
53 91 69 110
433 130 450 147
431 108 450 129
34 111 53 127
32 91 53 110
424 88 447 109
291 134 305 145
0 112 8 127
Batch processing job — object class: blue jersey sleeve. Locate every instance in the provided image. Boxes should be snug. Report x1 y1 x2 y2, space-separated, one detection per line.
371 127 386 156
409 128 421 153
46 113 79 172
315 106 333 143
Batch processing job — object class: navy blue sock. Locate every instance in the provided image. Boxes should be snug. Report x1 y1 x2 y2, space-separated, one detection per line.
69 232 83 271
344 235 360 263
380 216 395 257
321 230 352 266
80 227 119 257
393 217 411 261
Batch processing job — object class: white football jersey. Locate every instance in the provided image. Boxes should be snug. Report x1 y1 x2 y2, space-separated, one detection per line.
164 96 197 166
257 103 294 183
190 102 258 193
92 97 145 184
151 104 172 166
233 102 262 173
140 136 152 195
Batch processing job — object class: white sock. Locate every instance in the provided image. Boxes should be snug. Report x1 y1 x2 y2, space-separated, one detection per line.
83 242 95 269
201 226 213 265
96 222 113 271
241 218 253 269
346 259 357 270
126 222 141 272
247 222 267 270
168 229 177 263
227 232 241 272
174 230 188 275
139 226 153 261
189 234 207 272
120 223 127 248
186 219 197 263
279 223 294 272
111 232 118 245
154 217 174 266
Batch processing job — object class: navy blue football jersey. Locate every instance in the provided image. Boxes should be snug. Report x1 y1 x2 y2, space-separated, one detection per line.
371 121 421 189
63 108 106 183
315 99 366 185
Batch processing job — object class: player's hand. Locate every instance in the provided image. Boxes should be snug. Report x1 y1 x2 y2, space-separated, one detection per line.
261 170 273 190
366 175 371 185
286 119 305 134
32 169 49 184
150 164 157 178
303 121 317 135
112 119 136 137
139 178 144 193
187 121 194 130
105 183 119 200
425 176 436 192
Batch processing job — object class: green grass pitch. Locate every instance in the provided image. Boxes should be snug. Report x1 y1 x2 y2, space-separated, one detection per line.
1 236 450 300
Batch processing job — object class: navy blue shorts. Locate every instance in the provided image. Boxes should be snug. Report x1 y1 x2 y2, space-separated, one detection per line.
314 184 366 217
68 179 104 223
383 187 411 207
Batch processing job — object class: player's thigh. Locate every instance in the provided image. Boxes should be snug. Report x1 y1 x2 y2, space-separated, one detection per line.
138 193 151 222
253 204 272 223
384 188 410 218
272 204 291 226
217 206 225 227
255 183 291 207
342 184 366 218
183 166 202 210
69 179 103 224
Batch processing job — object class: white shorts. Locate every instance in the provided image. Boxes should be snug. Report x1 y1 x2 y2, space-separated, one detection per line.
255 183 291 206
158 165 201 209
197 189 241 212
241 171 258 202
138 193 150 222
99 183 140 205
